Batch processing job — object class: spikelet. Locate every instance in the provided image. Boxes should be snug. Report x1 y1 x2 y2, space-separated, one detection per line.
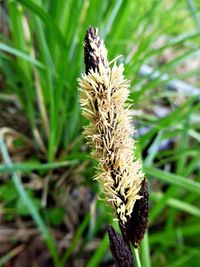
78 27 148 242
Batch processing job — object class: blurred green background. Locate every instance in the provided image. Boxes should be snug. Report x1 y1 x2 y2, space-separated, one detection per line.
0 0 200 266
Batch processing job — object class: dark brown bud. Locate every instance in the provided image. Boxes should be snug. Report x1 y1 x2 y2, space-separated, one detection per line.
84 26 108 74
108 225 135 267
125 178 149 247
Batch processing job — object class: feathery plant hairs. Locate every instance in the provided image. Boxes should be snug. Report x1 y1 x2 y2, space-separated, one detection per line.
78 26 149 265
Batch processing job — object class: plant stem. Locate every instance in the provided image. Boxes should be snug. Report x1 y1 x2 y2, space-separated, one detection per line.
134 248 142 267
140 232 151 267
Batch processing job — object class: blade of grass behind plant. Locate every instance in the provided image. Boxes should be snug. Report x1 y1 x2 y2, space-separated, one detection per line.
150 223 200 245
149 186 178 224
7 1 35 130
133 47 200 102
166 105 191 233
101 0 123 38
186 0 200 30
60 213 90 267
87 233 109 267
168 249 199 267
144 166 200 195
0 160 78 173
151 192 200 218
140 233 151 267
30 4 56 160
0 138 59 266
0 43 42 67
18 0 68 160
140 97 199 149
17 0 66 48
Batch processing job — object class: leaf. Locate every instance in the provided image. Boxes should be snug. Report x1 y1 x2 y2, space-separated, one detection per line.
0 182 18 203
144 166 200 195
48 207 65 226
16 190 41 216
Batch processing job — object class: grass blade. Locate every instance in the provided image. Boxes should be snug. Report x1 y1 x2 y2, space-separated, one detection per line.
0 138 59 266
60 213 90 266
0 160 78 173
0 43 42 67
87 233 109 267
144 166 200 195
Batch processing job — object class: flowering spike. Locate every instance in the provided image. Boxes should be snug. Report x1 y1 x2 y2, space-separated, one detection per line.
121 178 149 247
84 26 109 74
108 225 135 267
79 27 148 243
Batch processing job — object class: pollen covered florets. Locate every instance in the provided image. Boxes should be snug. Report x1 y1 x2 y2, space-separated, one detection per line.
78 27 145 225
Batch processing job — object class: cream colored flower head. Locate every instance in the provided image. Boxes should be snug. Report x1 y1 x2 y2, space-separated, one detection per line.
78 27 145 225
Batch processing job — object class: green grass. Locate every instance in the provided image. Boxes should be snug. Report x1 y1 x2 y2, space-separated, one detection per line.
0 0 200 266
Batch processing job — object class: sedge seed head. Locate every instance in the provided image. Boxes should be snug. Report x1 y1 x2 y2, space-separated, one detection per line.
79 27 146 225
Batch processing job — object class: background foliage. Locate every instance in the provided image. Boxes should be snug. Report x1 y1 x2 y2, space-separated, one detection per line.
0 0 200 266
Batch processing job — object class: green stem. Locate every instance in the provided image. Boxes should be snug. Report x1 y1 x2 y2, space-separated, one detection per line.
140 232 151 267
134 248 142 267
